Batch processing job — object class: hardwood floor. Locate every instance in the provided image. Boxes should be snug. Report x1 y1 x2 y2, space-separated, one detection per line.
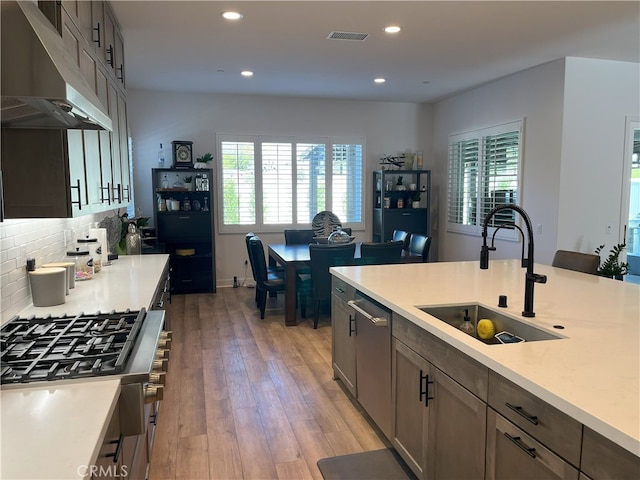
149 287 387 480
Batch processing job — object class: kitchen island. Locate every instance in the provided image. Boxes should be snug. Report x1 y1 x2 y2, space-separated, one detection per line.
331 260 639 469
1 254 169 479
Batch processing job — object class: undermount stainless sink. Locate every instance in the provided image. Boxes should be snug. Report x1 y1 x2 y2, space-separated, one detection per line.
419 303 564 345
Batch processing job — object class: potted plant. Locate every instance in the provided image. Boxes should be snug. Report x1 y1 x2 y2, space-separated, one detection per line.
595 243 629 280
411 191 421 208
194 152 213 169
183 175 193 190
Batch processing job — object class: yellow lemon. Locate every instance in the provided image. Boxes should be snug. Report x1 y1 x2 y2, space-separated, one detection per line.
477 319 496 340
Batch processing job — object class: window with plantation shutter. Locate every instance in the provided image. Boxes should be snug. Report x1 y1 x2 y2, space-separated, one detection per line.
296 143 326 223
447 120 522 238
332 143 363 223
262 142 293 224
221 140 256 225
217 134 364 233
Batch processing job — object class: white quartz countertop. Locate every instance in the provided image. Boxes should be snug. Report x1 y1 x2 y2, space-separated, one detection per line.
1 254 169 479
0 378 121 479
12 254 169 321
331 259 640 457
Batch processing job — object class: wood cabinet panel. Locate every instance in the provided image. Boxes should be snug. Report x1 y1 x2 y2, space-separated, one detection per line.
392 338 429 478
581 427 640 480
427 367 486 480
392 313 488 400
486 408 579 480
331 282 357 396
488 370 582 467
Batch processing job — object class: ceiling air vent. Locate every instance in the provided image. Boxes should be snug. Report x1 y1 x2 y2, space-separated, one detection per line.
327 31 369 41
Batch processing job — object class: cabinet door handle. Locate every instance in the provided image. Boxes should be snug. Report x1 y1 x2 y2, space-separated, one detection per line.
100 182 111 204
93 22 101 47
503 432 537 458
117 64 124 82
106 433 124 463
70 178 82 210
505 402 539 425
106 45 114 67
348 314 355 337
419 370 434 406
111 183 122 202
123 185 130 202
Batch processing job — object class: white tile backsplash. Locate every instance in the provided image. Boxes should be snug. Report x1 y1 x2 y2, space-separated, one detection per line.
0 213 112 322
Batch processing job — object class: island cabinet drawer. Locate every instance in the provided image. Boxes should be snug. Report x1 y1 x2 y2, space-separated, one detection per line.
486 408 579 480
332 277 355 303
488 371 582 467
392 313 488 400
580 427 640 480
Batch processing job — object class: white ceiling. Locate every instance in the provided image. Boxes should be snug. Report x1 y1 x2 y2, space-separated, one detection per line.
111 1 640 103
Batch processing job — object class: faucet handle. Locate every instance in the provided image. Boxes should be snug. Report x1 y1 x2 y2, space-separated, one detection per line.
527 272 547 284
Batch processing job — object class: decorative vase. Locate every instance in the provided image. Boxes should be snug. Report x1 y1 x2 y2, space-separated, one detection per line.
405 153 415 170
412 201 420 209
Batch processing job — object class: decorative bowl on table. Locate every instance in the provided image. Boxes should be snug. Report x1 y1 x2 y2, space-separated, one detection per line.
313 235 355 244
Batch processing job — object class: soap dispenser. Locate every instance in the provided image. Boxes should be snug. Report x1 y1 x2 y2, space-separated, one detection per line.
458 309 476 337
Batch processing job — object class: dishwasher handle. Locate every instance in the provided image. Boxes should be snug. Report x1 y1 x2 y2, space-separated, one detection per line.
348 300 388 326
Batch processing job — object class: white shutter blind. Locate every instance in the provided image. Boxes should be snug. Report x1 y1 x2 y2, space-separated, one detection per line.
447 120 522 234
481 130 520 227
262 142 293 224
447 138 479 226
296 143 325 223
332 143 363 223
221 141 255 225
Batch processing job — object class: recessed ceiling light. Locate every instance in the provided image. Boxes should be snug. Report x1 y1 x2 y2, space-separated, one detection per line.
222 11 243 20
374 78 386 84
384 25 401 34
241 70 254 77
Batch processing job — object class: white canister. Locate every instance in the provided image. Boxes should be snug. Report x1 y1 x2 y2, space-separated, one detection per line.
89 228 110 267
42 262 75 293
77 236 102 272
29 268 66 307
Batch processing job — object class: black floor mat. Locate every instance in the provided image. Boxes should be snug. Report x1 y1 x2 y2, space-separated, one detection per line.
317 448 416 480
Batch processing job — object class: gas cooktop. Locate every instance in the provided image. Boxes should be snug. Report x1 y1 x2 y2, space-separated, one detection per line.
0 309 145 385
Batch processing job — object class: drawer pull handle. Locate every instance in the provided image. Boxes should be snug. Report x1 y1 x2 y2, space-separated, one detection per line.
335 286 345 294
106 433 124 463
505 402 539 425
504 433 537 458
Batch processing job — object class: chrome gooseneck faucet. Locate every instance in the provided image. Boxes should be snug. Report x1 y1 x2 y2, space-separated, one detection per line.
480 205 547 317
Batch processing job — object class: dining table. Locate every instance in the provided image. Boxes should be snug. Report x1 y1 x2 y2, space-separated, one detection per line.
267 242 422 326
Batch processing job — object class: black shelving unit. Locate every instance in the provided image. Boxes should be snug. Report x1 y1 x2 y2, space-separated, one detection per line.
372 169 431 243
152 168 216 294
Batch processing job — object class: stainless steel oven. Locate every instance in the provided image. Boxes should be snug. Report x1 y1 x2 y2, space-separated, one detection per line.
0 308 171 478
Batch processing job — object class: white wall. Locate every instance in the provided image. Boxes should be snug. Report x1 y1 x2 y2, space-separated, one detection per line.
127 90 433 286
0 214 109 322
432 59 567 264
557 58 640 253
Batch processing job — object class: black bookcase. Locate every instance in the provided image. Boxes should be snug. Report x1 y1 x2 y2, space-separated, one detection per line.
152 168 216 294
372 169 431 243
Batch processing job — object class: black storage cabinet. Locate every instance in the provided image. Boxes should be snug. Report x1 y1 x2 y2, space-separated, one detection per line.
152 168 216 294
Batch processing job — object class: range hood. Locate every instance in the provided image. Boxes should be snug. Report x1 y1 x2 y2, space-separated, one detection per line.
1 1 111 131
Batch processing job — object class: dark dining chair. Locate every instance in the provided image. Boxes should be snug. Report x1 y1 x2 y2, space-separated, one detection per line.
248 236 286 319
392 229 410 249
284 229 316 245
299 243 356 328
359 241 405 265
407 233 432 262
552 250 599 274
246 233 284 308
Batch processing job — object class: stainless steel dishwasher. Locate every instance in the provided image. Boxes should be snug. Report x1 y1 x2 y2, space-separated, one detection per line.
349 291 392 439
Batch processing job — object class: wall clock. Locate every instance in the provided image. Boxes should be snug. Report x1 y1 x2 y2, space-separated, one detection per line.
172 140 193 168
